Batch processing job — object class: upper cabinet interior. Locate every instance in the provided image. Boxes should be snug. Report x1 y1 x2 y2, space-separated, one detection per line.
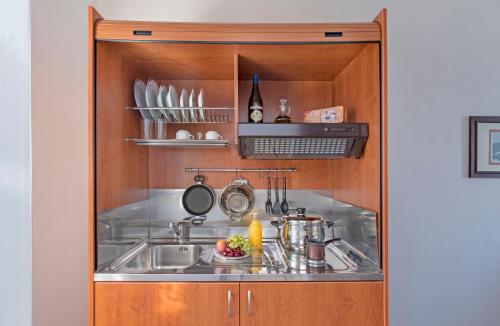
94 22 381 202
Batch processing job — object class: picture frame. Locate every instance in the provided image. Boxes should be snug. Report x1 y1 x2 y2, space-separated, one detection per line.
469 116 500 178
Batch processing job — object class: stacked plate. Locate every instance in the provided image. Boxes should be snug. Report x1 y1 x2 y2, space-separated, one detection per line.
134 79 205 123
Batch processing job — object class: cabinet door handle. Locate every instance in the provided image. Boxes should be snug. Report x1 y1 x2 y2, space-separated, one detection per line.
227 290 232 318
247 290 252 316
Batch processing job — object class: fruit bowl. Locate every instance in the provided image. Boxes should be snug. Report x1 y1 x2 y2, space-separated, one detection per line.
214 251 251 261
215 235 253 260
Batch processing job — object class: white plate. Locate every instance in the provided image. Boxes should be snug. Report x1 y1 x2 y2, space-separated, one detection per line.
157 85 166 107
133 79 152 119
214 251 251 261
198 88 205 122
179 88 190 122
188 89 198 122
134 79 147 107
145 79 162 120
168 84 179 107
167 85 180 122
189 89 196 107
157 85 171 122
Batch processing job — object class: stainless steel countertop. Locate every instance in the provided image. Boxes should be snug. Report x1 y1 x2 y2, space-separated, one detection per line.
94 239 383 282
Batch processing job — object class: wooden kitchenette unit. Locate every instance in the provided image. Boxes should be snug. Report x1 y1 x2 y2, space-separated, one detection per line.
88 6 388 326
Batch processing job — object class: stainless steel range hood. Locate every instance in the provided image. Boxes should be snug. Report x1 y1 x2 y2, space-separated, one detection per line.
238 123 368 159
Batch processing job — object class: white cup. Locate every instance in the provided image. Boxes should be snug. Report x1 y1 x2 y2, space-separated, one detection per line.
205 130 223 140
176 130 194 140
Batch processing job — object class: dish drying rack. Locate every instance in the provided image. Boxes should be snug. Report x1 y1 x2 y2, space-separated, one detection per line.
125 106 235 148
126 107 234 124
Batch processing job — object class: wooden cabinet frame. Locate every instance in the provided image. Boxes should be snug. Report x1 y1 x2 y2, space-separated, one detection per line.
88 6 388 326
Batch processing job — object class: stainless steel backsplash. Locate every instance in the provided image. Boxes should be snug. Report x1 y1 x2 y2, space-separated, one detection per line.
97 189 379 268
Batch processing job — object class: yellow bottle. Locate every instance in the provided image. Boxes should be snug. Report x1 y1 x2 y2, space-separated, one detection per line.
248 212 262 252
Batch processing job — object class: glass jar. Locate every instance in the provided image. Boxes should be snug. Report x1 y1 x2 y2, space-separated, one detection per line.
274 99 292 123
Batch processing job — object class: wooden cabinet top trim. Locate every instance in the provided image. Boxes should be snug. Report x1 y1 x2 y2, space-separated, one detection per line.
95 20 381 42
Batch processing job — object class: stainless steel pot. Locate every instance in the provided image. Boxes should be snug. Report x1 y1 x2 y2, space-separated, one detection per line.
272 208 334 252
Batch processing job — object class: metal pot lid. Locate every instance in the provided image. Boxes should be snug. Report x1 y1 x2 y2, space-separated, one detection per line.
285 216 322 222
283 208 323 222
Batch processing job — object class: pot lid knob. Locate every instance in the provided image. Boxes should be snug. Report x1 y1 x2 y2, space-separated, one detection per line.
297 207 306 216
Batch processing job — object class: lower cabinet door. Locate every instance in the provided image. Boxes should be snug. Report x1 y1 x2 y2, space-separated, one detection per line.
95 282 239 326
240 282 383 326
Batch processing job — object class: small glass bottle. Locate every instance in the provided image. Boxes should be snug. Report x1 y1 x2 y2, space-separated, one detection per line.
274 99 292 123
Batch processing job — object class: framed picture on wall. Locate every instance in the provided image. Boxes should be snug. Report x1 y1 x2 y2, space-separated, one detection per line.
469 116 500 178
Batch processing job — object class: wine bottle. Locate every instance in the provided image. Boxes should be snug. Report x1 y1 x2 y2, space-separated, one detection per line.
248 73 264 123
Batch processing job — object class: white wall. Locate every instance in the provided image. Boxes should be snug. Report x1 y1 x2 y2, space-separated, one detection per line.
94 1 500 326
0 0 32 325
31 0 91 325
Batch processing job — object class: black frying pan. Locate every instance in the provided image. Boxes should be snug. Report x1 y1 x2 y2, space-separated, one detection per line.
182 174 215 224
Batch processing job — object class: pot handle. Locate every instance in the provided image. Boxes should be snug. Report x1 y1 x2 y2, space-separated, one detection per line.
323 221 334 229
230 176 248 185
229 215 242 222
323 237 342 246
194 174 205 184
270 220 283 229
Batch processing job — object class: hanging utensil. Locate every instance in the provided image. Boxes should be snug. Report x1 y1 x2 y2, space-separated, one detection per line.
181 174 216 225
265 176 272 214
219 176 255 222
271 176 281 215
280 176 289 214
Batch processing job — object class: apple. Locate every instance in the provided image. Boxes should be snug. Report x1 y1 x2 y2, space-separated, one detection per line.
216 240 227 253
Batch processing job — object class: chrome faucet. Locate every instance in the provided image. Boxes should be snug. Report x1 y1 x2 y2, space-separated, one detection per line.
169 221 190 241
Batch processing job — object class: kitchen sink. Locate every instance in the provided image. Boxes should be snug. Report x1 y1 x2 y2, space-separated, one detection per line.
97 240 141 268
121 244 203 271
